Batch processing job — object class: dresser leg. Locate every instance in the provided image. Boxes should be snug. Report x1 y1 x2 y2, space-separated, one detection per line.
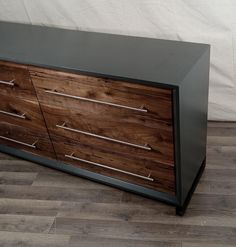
176 157 206 216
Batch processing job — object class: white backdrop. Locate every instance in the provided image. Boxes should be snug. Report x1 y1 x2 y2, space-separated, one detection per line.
0 0 235 121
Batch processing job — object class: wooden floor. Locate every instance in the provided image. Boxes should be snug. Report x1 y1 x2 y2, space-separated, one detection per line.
0 121 235 247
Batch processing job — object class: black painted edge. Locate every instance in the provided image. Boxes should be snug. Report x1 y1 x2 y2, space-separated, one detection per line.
0 144 178 206
0 57 179 90
176 157 206 216
172 87 182 205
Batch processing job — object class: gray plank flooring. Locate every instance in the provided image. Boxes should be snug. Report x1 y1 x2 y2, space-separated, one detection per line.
0 121 235 247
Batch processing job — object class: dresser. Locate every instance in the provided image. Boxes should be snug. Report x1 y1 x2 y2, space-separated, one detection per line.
0 21 210 215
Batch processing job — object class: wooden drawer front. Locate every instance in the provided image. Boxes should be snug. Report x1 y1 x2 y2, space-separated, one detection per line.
52 135 175 194
0 122 56 159
0 94 49 133
41 103 174 165
30 67 173 122
0 61 36 100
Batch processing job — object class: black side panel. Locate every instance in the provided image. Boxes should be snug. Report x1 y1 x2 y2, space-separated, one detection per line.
179 47 210 205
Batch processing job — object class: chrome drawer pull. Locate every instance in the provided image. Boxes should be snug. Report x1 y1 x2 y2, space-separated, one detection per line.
56 122 152 151
65 153 154 181
0 79 15 86
45 90 148 113
0 110 26 119
0 136 38 149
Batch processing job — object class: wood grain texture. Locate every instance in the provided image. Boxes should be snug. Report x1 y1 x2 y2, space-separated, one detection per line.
69 236 181 247
31 66 174 165
27 65 175 194
49 218 236 244
0 214 54 233
0 122 235 247
0 231 70 247
0 172 37 186
30 66 173 122
41 102 174 166
28 65 175 194
0 185 123 203
51 135 175 194
0 198 61 216
0 122 56 159
32 172 115 190
0 94 49 133
0 61 36 101
0 159 60 173
182 243 235 247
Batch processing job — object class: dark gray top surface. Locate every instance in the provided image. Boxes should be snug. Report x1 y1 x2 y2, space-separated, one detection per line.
0 21 209 87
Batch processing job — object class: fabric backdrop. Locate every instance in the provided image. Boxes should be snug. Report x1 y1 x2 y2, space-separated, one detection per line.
0 0 235 121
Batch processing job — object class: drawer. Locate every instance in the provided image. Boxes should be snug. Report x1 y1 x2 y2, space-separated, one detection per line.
52 135 175 194
30 67 173 122
0 61 36 101
41 103 174 165
0 94 49 133
0 122 56 159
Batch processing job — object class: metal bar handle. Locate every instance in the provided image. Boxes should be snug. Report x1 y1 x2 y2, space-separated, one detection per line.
56 122 152 151
0 110 26 119
0 79 15 86
65 153 154 181
0 136 38 149
45 90 148 113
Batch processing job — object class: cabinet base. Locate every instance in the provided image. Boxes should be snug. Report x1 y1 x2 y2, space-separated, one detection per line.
0 144 177 205
0 144 206 216
176 157 206 216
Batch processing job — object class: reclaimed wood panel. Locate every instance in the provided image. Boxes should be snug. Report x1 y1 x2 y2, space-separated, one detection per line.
40 102 174 165
30 66 173 122
0 122 56 159
51 135 175 194
0 94 49 133
0 61 36 101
